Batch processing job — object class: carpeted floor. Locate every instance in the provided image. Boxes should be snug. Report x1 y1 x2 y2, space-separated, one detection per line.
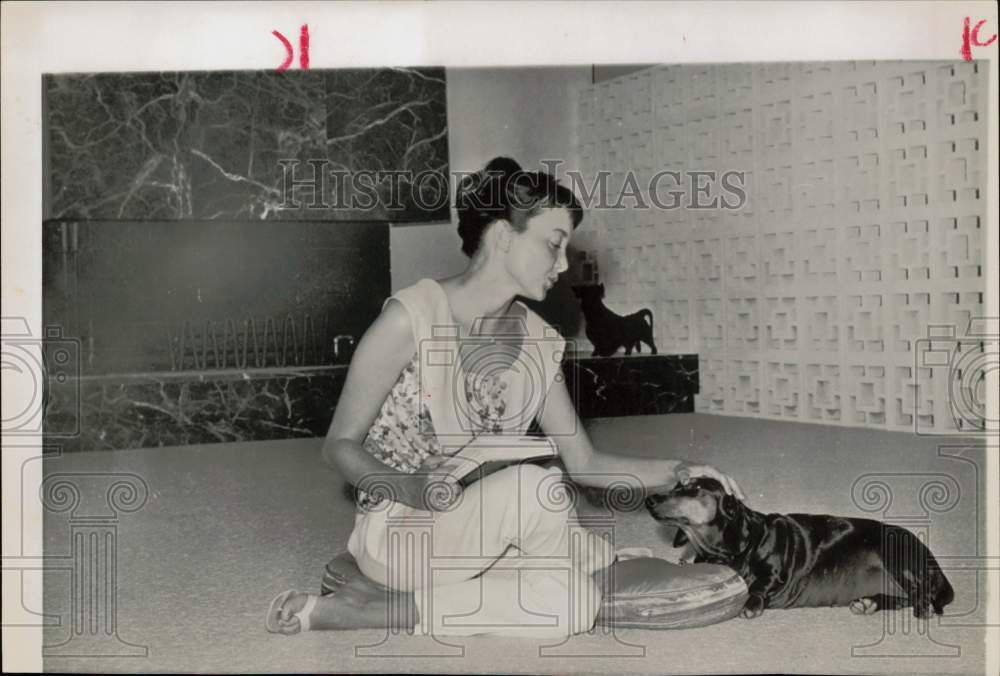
42 413 988 674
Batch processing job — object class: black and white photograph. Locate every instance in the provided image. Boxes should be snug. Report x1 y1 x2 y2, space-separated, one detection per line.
2 2 998 674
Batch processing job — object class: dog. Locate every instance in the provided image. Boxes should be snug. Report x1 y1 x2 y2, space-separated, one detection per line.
645 478 954 619
572 284 657 358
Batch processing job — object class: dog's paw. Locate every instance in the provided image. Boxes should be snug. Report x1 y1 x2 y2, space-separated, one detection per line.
740 596 766 619
850 597 879 615
912 602 932 619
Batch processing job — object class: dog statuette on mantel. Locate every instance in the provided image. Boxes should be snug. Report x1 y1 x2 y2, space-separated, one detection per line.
572 283 658 358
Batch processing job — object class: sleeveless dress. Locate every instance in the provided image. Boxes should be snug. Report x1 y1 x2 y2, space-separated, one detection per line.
344 279 617 638
355 278 565 510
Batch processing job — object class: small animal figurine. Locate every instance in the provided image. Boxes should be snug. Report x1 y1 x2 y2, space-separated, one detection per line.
572 283 657 358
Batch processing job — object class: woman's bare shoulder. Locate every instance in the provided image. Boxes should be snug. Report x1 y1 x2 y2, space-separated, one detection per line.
363 297 416 361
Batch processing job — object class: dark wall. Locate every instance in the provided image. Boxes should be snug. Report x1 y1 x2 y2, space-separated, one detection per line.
43 68 451 378
43 220 388 374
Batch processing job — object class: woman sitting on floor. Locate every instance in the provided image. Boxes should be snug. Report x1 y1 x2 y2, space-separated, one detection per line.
266 157 743 638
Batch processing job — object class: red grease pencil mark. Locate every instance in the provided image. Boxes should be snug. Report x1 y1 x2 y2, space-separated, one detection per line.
272 30 294 72
272 24 310 71
961 17 997 61
299 24 310 69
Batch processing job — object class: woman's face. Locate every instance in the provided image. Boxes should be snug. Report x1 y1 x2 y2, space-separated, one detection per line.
504 207 572 301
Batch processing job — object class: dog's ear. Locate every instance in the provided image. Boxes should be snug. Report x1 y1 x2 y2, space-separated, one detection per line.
672 528 689 547
719 493 740 520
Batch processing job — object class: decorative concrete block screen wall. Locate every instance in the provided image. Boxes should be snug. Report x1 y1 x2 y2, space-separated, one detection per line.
573 61 988 433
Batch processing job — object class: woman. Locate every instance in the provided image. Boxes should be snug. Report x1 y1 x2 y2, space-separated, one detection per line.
266 157 743 637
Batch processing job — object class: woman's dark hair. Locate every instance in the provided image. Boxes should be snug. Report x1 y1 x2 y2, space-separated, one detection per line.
455 157 584 258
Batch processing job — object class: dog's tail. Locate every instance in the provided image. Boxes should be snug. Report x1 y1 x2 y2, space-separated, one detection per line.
639 308 654 330
886 525 955 615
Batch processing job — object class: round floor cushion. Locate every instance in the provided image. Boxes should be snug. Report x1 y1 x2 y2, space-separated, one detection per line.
322 552 747 631
594 557 748 630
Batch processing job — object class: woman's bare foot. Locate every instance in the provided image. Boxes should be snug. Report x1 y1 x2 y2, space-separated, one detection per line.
269 574 419 634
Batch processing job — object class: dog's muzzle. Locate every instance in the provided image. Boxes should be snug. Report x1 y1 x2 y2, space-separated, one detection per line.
645 494 681 521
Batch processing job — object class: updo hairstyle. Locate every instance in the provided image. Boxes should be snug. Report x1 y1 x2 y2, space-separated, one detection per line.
455 157 583 258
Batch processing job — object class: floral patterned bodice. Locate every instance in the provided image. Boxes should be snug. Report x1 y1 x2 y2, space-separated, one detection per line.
355 351 517 509
351 279 563 511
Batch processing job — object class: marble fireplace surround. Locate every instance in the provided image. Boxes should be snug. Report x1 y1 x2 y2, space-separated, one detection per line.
44 354 699 453
42 67 455 452
42 67 699 453
45 69 450 223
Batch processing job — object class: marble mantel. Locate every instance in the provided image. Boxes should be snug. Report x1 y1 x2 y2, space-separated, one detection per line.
45 355 699 452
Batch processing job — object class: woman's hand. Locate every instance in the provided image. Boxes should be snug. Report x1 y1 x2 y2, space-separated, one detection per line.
417 454 453 473
400 455 464 512
676 462 746 501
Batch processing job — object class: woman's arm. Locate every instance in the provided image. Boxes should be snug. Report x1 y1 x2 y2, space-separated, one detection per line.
322 299 428 507
538 374 744 498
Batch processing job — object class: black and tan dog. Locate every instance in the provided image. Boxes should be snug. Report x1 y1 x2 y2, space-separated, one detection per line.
645 478 954 619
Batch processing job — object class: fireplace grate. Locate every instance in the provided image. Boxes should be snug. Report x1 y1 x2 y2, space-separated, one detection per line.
166 313 343 371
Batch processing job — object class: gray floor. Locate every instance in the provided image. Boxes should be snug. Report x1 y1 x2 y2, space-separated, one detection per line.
41 413 988 674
